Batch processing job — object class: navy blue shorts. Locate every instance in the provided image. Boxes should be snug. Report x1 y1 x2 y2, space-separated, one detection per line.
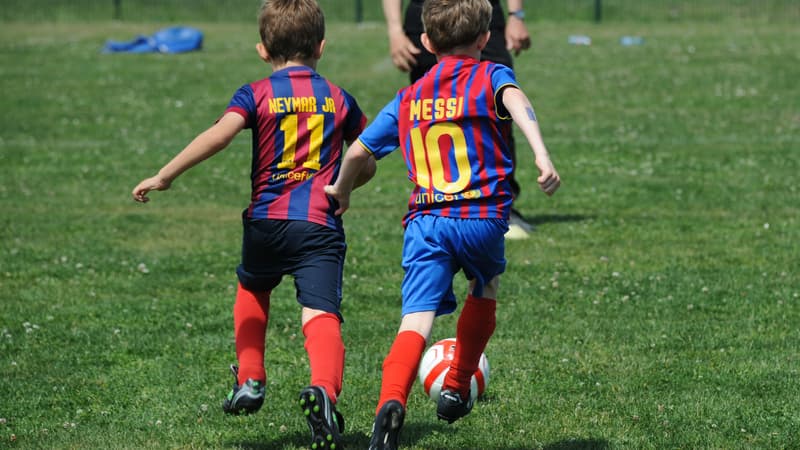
236 217 346 320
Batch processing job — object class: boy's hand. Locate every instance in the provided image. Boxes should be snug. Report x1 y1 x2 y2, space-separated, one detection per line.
535 158 560 196
132 176 171 203
323 185 350 216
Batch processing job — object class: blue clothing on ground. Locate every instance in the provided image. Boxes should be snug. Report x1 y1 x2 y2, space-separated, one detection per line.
102 27 203 54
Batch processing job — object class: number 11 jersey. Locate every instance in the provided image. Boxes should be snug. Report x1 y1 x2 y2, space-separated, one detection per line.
226 66 366 232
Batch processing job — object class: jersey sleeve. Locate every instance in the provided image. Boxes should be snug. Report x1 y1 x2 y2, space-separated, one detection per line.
341 89 368 142
225 84 256 129
490 64 519 121
356 95 402 160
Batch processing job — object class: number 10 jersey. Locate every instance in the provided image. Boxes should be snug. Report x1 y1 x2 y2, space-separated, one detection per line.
357 55 517 227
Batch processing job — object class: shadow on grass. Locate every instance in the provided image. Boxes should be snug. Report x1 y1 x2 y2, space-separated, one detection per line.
529 213 594 226
229 430 371 450
544 438 610 450
229 427 608 450
226 423 609 450
383 422 609 450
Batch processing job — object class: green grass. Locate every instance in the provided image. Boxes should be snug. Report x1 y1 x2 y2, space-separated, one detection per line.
1 0 799 23
1 19 799 449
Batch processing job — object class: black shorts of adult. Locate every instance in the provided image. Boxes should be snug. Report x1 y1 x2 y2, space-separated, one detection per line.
403 0 521 199
236 216 347 321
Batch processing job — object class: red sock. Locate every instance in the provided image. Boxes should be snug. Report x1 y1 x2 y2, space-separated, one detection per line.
443 295 496 399
233 282 271 384
376 330 427 414
303 313 345 404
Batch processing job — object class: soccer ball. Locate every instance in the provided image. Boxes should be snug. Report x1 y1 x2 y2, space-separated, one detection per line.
418 338 490 403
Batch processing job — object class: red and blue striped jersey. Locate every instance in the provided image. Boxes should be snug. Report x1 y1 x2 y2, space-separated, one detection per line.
357 55 518 226
226 66 366 232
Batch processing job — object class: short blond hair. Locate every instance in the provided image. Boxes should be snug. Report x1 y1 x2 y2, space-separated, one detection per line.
258 0 325 64
422 0 492 53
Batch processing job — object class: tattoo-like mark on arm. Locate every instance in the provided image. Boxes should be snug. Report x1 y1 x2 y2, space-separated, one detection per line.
526 107 537 122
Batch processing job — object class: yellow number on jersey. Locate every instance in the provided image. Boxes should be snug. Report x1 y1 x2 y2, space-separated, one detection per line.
278 114 324 171
409 122 470 194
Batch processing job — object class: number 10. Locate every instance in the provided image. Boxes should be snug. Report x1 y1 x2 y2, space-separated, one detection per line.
409 122 471 194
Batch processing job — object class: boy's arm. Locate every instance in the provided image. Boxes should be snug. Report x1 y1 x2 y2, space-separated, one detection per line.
353 153 377 189
132 112 245 202
501 87 561 196
324 141 374 215
345 138 377 189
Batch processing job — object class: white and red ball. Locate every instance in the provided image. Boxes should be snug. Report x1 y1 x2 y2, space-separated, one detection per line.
417 338 490 403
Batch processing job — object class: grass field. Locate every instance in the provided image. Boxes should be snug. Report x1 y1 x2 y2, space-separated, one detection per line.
1 19 799 449
2 0 799 23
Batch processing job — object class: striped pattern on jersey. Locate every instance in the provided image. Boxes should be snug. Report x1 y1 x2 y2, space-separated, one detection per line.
226 66 366 232
362 55 517 225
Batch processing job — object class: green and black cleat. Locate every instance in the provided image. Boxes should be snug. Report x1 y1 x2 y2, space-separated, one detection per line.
222 365 265 415
299 385 345 449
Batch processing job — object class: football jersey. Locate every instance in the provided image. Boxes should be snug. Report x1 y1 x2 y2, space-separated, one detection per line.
358 55 517 226
226 66 366 232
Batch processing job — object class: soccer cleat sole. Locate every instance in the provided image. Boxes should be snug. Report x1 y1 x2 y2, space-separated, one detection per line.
299 386 344 449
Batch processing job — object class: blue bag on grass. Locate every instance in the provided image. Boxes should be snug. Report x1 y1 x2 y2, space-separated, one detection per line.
103 26 203 54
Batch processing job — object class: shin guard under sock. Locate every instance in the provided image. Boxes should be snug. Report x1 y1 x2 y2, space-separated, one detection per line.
303 312 345 404
234 282 271 384
376 330 427 414
443 295 496 399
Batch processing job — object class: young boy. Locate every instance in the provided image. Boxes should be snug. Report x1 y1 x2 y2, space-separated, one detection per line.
382 0 536 240
132 0 374 448
323 0 560 448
